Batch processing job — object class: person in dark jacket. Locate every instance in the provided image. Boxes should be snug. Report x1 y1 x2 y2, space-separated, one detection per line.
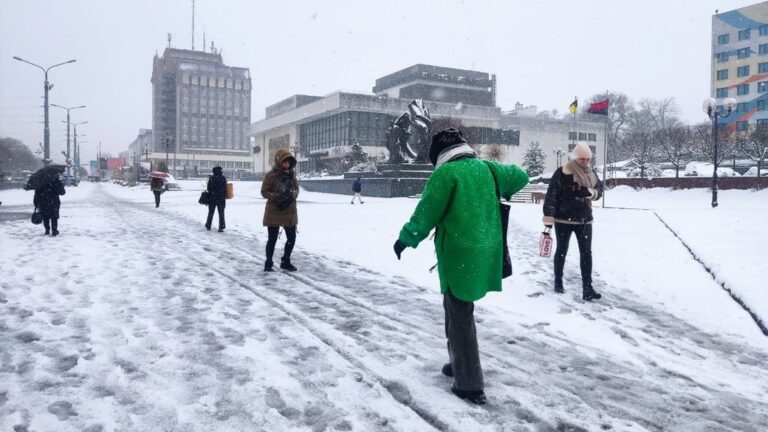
350 177 364 204
150 177 164 208
542 142 604 301
33 177 66 236
261 149 299 272
205 166 227 232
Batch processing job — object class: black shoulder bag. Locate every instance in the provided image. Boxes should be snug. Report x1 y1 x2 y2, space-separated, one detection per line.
487 164 513 279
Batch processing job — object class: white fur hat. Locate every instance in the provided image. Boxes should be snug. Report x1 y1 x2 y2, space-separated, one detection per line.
572 142 592 159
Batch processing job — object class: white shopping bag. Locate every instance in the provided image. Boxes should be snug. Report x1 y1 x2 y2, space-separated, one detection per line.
539 228 553 258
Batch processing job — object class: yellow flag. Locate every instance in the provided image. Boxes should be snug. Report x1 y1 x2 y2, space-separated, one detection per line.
568 97 578 114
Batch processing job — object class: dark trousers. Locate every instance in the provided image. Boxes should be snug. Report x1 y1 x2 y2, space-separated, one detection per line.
153 190 161 208
444 289 483 392
554 223 593 287
266 226 296 263
42 217 58 233
206 201 226 229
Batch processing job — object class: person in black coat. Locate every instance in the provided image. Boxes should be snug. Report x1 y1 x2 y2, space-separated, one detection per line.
33 178 66 236
350 177 364 204
150 177 164 208
542 142 604 301
205 166 227 232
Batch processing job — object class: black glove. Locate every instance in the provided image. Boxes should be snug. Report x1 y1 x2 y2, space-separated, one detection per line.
575 187 592 198
393 240 407 260
275 191 295 210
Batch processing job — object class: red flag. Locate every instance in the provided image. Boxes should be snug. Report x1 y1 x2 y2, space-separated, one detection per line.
587 99 609 115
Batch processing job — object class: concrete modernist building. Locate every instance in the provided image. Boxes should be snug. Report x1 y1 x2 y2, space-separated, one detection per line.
711 2 768 131
150 47 252 177
128 129 153 161
249 64 603 176
501 103 604 173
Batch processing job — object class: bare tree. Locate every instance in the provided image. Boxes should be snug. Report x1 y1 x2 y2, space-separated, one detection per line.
0 137 41 172
657 126 694 178
637 98 681 131
583 91 635 163
622 129 657 179
691 122 737 166
483 144 504 162
745 125 768 178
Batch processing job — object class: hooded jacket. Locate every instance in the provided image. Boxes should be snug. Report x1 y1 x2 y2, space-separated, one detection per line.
207 167 228 204
261 149 299 227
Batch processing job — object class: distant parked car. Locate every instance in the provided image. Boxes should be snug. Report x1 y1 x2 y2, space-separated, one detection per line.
743 167 768 177
61 174 79 186
164 174 181 191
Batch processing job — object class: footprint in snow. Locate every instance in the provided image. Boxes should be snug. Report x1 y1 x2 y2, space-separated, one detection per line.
47 400 77 420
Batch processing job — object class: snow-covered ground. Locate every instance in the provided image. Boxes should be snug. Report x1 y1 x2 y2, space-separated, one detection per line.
1 182 767 431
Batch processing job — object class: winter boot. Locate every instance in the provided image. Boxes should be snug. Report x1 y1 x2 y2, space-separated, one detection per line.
217 228 224 233
205 224 211 231
554 279 565 294
280 257 297 272
451 385 486 405
441 363 454 377
52 229 59 237
583 284 602 301
264 261 274 272
44 229 50 235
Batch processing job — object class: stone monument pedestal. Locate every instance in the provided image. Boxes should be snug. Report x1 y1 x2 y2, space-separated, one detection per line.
300 163 435 198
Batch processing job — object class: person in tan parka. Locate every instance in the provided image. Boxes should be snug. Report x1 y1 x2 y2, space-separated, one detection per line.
261 149 299 271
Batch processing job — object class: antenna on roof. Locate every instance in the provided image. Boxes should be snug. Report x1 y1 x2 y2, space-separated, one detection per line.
191 0 195 50
167 33 172 47
203 32 206 52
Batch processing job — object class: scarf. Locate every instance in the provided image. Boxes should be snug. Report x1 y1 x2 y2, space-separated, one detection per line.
435 144 477 168
566 160 597 189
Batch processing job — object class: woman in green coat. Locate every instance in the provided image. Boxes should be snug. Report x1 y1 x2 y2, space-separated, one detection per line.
394 128 528 404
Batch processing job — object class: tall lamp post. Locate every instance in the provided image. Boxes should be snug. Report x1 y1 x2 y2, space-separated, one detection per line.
12 56 76 165
52 104 85 177
702 97 736 208
554 147 564 167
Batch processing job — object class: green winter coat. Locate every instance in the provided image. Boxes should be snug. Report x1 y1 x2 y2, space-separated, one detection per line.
398 158 529 302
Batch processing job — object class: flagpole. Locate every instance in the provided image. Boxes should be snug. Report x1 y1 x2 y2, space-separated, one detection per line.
572 96 577 149
601 110 608 208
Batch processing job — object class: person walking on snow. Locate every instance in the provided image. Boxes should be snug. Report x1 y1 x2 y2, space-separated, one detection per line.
351 177 364 204
542 142 604 301
393 128 529 405
33 176 66 236
205 166 227 232
261 149 300 272
150 176 164 208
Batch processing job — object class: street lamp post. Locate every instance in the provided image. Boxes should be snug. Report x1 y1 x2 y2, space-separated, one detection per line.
702 97 736 208
554 147 564 167
12 56 76 165
52 104 85 177
164 137 172 173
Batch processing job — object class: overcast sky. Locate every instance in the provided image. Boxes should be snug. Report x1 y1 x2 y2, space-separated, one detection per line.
0 0 758 162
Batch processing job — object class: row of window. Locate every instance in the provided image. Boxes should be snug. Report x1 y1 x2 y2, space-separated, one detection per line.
568 132 597 142
716 81 768 97
717 26 768 45
716 64 759 80
734 119 768 131
716 44 768 62
300 112 392 152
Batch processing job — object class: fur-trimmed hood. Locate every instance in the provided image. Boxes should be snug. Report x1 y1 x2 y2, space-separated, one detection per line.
273 149 297 170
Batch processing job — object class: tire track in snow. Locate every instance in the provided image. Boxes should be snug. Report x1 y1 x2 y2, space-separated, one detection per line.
98 186 768 431
103 197 451 432
653 211 768 336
